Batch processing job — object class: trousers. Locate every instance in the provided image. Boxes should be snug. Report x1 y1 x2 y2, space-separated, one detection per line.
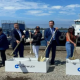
32 45 39 58
65 41 74 59
0 50 6 64
13 42 24 57
45 40 56 63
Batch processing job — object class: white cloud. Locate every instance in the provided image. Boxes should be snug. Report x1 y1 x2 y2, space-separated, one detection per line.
4 6 15 10
0 0 49 10
0 9 15 16
0 0 50 16
27 10 42 14
26 10 51 16
66 4 80 8
59 11 76 15
58 4 80 15
0 0 79 17
36 13 51 16
59 11 66 13
51 6 62 9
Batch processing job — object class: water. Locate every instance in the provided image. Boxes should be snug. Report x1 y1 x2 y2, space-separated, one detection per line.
26 24 71 28
41 40 46 46
29 29 68 46
59 30 68 32
3 29 67 46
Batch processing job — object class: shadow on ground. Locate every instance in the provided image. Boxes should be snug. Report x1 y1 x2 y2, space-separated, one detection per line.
55 60 66 66
0 60 2 67
3 76 32 80
47 60 66 73
47 66 55 73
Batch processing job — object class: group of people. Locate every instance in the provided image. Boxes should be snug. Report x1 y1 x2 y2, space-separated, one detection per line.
0 20 78 66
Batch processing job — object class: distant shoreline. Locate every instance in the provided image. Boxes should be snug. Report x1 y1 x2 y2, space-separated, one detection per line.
26 28 68 30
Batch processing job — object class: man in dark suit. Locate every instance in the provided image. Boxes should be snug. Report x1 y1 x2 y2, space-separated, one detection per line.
11 23 25 57
44 20 60 65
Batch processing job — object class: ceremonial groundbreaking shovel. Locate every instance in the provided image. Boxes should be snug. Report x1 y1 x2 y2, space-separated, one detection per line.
29 32 33 54
38 30 57 61
69 38 78 60
7 38 23 56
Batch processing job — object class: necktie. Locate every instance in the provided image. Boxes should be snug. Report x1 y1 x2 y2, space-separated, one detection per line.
51 28 53 34
51 28 55 40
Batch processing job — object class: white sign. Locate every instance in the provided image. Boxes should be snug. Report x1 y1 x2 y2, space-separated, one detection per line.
66 59 80 75
5 58 50 73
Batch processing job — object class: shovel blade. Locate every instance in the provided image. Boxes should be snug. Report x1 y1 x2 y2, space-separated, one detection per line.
38 56 43 61
69 57 76 60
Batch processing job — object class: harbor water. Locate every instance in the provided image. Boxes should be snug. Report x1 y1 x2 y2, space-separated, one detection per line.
28 29 68 46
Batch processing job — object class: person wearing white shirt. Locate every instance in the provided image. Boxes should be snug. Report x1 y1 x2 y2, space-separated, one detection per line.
29 26 42 58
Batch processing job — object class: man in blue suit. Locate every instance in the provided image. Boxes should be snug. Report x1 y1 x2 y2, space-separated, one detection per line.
11 23 25 57
44 20 60 65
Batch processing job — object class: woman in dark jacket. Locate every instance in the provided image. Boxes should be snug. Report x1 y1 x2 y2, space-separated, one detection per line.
0 28 9 66
29 26 42 58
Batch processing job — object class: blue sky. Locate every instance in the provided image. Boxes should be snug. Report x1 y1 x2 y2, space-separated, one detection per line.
0 0 80 28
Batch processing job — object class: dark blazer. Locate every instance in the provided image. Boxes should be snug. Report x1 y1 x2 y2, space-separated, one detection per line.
0 33 9 50
11 29 25 48
44 28 60 46
31 32 42 46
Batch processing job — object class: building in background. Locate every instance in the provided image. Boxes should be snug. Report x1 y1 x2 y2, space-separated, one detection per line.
1 20 25 37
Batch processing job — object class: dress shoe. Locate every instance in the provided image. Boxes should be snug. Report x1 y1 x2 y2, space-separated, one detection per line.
49 61 55 65
50 62 55 65
2 63 5 66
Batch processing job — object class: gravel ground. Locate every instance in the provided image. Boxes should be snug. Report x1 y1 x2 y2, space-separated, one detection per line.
0 49 80 80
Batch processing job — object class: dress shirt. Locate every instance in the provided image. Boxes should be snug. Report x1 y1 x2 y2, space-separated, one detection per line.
16 29 22 38
50 27 55 40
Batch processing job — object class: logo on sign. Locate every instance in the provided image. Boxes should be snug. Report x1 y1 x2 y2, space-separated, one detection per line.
77 68 80 72
15 64 19 68
15 64 35 68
